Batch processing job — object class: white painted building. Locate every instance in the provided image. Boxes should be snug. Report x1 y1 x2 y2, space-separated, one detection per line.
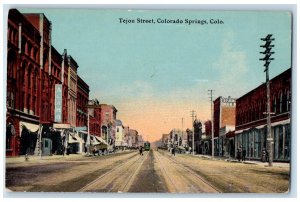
115 120 125 147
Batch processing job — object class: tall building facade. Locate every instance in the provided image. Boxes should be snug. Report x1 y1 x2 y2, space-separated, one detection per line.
88 99 101 137
213 96 236 156
23 13 53 124
115 119 125 147
6 9 42 156
6 9 90 156
76 76 89 128
235 68 291 162
66 56 78 127
100 104 117 146
129 129 138 148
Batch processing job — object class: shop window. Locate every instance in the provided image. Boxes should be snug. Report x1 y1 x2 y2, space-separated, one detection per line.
284 125 290 160
254 130 261 158
278 126 284 159
45 140 49 148
6 123 15 150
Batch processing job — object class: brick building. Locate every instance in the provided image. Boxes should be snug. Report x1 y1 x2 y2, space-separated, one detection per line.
213 96 236 156
88 99 101 137
235 68 291 162
123 126 130 147
6 9 90 156
129 129 138 148
23 12 53 124
6 9 42 156
100 104 118 146
76 76 89 128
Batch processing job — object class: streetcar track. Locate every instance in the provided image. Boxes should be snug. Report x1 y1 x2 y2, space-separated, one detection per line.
77 152 148 192
118 151 149 192
153 151 180 192
156 151 221 193
77 152 141 192
160 151 222 193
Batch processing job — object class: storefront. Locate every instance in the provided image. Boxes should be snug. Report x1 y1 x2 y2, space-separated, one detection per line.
68 132 85 154
235 121 290 162
19 121 40 155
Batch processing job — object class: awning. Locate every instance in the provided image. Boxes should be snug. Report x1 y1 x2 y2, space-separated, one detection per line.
19 121 39 133
271 119 290 126
235 119 290 134
94 136 108 145
68 133 85 144
90 135 100 146
53 123 71 129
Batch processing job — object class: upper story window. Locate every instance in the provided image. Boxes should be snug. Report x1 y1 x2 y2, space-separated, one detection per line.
273 95 277 114
279 92 283 113
286 91 291 112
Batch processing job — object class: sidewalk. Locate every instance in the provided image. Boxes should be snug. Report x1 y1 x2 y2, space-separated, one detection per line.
194 154 290 168
5 149 131 164
5 154 86 164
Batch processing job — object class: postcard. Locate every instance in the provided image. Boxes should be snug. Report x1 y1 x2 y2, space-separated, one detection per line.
5 7 292 194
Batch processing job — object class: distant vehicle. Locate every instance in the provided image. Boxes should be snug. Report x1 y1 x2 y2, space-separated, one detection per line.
144 142 151 151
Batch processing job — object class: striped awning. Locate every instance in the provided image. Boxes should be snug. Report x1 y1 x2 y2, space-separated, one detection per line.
68 133 85 144
19 121 39 133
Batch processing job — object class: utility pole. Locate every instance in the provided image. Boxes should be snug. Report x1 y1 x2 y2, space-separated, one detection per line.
208 89 215 159
260 34 275 167
181 118 184 148
190 110 196 155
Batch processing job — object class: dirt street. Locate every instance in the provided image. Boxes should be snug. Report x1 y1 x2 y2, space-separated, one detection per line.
5 149 290 193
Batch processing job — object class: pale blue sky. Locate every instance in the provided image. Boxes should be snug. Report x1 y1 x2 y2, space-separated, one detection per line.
17 9 292 139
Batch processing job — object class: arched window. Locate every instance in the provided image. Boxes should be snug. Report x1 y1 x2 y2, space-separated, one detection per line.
279 92 283 113
253 105 257 121
286 90 291 111
258 101 261 119
6 122 16 150
273 95 277 114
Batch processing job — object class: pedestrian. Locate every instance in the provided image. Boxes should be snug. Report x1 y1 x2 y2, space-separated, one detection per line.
266 150 269 162
237 147 241 161
139 146 143 156
242 148 246 161
261 148 266 162
172 147 176 156
62 145 65 156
